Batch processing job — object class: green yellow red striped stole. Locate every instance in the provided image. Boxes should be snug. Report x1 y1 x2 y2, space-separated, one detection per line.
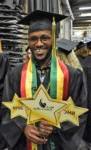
20 57 69 100
20 57 69 150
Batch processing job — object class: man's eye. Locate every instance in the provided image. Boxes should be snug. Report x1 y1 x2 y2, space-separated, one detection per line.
30 37 38 41
42 36 51 41
29 35 51 43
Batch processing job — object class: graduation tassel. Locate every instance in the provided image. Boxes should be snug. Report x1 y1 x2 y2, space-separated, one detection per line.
52 17 57 57
50 17 65 100
32 143 38 150
0 40 3 53
50 17 57 99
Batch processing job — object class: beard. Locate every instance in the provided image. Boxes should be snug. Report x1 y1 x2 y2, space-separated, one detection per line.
31 46 52 64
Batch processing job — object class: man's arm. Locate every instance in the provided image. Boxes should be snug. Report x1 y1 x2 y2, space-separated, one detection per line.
0 65 27 148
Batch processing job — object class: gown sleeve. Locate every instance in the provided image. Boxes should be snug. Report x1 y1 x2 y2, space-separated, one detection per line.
0 53 9 102
0 64 27 148
0 53 10 149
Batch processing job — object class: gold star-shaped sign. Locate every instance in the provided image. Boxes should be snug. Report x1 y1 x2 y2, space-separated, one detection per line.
2 85 88 128
59 97 88 126
26 109 43 125
21 84 66 127
2 94 41 125
2 94 28 119
2 94 42 150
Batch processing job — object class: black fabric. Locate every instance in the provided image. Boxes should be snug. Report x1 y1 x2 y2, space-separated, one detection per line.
18 10 67 25
78 55 91 143
0 53 9 102
76 42 86 50
0 63 87 150
0 53 9 149
87 41 91 49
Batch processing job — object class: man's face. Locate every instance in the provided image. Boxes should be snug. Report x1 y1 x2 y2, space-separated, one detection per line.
28 30 52 61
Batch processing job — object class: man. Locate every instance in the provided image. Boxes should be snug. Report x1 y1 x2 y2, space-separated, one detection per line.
57 39 82 70
0 10 87 150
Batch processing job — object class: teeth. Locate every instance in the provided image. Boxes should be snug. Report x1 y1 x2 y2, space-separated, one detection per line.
36 49 42 52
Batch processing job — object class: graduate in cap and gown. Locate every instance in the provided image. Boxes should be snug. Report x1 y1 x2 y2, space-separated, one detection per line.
84 41 91 147
57 39 82 70
0 10 87 150
75 40 91 148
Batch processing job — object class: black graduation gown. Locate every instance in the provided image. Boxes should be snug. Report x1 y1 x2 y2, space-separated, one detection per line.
0 63 87 150
0 53 9 102
0 53 10 149
78 56 91 143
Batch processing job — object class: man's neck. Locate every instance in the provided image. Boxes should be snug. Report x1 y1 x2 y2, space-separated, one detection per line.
33 56 51 69
40 57 51 69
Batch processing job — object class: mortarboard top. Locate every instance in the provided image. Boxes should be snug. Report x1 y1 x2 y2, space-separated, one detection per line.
18 10 67 25
57 39 78 54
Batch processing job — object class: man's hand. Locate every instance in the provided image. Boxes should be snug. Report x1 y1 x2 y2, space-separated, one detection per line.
39 120 53 138
24 125 47 144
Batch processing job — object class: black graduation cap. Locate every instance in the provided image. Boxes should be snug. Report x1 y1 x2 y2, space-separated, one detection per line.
76 41 86 50
87 41 91 49
18 10 67 25
57 39 78 54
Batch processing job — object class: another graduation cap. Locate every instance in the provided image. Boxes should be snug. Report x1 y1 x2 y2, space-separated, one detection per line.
18 10 67 33
87 41 91 49
76 41 86 50
57 39 78 54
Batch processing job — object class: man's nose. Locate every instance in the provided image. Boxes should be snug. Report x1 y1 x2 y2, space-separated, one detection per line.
35 39 44 47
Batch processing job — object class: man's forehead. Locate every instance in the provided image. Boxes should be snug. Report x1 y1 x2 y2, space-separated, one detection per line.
29 30 52 35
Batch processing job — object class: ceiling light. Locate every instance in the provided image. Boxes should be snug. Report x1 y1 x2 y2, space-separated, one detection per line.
79 7 91 10
80 13 91 17
84 20 91 22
